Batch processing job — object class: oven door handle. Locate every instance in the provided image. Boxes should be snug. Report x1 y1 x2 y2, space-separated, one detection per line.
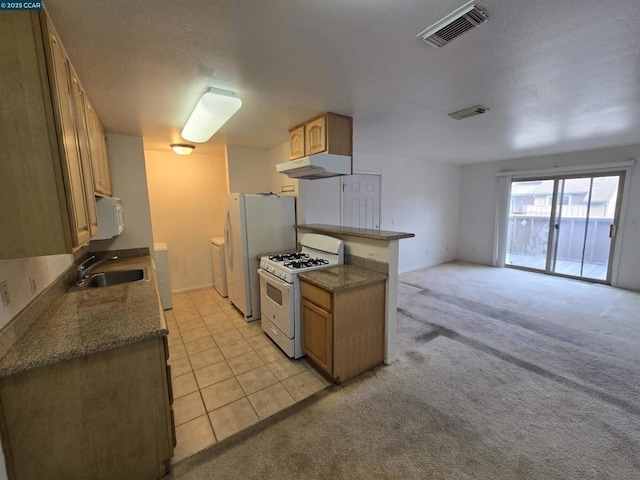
257 268 293 289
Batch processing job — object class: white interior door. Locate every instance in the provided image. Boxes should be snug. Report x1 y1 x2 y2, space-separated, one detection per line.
341 174 381 230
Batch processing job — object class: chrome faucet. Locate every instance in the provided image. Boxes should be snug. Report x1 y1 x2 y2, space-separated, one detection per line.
77 255 118 285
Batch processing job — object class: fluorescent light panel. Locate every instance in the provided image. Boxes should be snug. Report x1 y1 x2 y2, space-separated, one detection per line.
181 87 242 143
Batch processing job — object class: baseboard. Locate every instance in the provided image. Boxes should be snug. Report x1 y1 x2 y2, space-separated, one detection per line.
171 283 214 294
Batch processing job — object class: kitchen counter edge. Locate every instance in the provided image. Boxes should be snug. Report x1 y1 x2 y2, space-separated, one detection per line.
0 255 167 378
296 224 415 241
299 265 387 292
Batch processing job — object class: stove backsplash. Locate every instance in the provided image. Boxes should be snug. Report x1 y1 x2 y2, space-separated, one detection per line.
345 254 388 274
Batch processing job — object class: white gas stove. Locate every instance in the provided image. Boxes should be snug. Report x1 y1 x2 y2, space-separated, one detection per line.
258 233 344 358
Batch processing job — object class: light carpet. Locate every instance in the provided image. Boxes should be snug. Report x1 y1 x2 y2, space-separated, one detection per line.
168 261 640 479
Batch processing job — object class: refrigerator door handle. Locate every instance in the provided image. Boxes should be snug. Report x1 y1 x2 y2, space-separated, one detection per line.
224 210 232 269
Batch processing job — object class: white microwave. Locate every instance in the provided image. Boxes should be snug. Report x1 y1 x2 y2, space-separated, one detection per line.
94 196 125 240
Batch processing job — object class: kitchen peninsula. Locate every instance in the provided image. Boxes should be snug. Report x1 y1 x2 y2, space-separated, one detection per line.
295 224 414 364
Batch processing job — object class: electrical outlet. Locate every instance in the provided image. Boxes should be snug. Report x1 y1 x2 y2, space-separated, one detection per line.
368 251 375 258
29 276 37 296
0 281 10 307
631 218 638 227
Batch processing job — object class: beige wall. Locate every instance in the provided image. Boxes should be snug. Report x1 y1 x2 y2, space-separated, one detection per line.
268 142 299 196
0 254 74 330
226 145 298 196
90 134 155 254
145 149 227 292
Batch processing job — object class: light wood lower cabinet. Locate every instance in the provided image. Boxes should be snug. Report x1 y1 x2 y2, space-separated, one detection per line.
0 336 174 480
301 279 385 383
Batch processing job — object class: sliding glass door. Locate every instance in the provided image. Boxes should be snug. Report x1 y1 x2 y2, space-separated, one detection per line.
506 173 623 283
506 180 553 271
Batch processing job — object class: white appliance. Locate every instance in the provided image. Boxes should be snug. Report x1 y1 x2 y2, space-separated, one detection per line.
210 236 228 297
224 193 296 321
258 233 344 358
276 154 351 180
94 196 125 240
153 242 173 310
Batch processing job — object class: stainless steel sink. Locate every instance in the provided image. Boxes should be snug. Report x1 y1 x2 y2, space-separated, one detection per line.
82 268 148 288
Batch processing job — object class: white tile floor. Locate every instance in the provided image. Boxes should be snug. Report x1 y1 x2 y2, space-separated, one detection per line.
166 287 329 463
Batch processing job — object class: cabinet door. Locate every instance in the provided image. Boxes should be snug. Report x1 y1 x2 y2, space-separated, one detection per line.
289 126 305 160
302 299 333 374
305 116 327 155
85 101 112 196
97 121 112 195
47 32 91 247
69 74 98 236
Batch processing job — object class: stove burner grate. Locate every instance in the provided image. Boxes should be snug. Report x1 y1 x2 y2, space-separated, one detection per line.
269 252 309 262
283 258 330 269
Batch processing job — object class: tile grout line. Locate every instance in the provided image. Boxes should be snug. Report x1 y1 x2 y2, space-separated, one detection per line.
170 287 328 453
179 294 219 441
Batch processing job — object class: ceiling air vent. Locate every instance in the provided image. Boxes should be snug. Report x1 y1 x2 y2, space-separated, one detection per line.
448 105 489 120
416 0 490 47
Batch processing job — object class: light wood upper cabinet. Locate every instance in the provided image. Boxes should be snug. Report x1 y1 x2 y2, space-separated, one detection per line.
0 10 108 258
85 100 112 196
69 73 98 237
288 112 352 160
289 126 305 160
45 27 93 247
305 116 327 155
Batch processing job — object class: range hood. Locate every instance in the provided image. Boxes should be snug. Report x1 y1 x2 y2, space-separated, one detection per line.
276 154 352 180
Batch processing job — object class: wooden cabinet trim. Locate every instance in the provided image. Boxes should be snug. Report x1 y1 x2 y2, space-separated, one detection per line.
288 111 352 132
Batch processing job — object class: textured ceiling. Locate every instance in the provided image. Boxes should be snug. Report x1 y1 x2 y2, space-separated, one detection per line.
45 0 640 164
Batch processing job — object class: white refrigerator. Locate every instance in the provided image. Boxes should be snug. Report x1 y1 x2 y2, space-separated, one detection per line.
224 193 296 321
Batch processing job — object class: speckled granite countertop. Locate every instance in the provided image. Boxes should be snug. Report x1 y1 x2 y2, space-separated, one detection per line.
299 265 387 292
296 224 415 241
0 256 166 377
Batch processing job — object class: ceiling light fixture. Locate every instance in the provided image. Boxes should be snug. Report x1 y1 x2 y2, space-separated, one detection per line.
170 143 196 155
181 87 242 143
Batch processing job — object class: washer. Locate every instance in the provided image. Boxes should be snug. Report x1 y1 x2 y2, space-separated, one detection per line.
210 237 228 297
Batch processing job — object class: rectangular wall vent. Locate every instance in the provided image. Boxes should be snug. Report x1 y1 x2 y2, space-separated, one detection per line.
448 105 489 120
416 1 489 47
